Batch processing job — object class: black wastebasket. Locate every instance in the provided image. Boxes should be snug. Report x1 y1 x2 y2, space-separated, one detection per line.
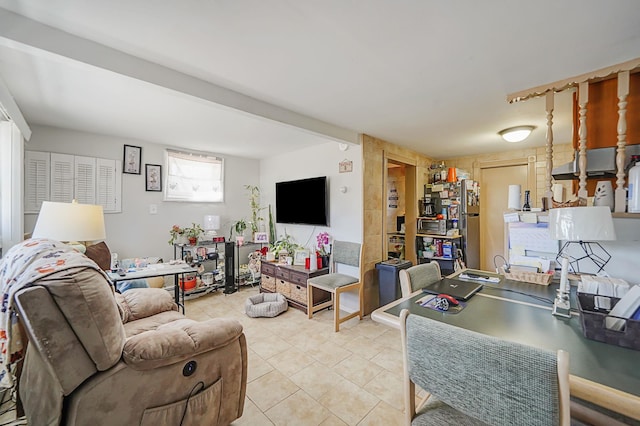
376 259 412 307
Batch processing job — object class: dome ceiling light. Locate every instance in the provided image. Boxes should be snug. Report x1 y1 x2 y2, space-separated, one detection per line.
499 125 535 143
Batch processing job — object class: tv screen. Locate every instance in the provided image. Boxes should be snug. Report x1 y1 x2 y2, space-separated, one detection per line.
276 177 329 226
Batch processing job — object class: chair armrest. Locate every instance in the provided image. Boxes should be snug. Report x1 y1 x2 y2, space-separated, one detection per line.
116 288 177 323
122 318 243 370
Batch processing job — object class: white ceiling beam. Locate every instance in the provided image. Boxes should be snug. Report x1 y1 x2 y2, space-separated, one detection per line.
0 9 358 145
0 71 31 140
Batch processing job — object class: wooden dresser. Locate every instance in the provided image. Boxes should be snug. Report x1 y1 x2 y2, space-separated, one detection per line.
260 262 330 312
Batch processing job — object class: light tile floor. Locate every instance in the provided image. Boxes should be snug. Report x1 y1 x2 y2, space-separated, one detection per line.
185 287 407 426
0 286 408 426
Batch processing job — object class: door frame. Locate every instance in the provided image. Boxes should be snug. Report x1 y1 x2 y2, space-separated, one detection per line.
383 152 417 264
477 156 536 266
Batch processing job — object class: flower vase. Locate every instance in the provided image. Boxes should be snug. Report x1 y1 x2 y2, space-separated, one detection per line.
321 255 330 268
188 237 198 246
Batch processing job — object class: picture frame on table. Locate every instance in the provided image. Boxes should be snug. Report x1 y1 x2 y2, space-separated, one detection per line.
123 144 142 174
254 232 269 243
293 249 309 266
145 164 162 191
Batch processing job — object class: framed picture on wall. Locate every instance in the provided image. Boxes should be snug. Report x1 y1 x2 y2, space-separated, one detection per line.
123 144 142 174
145 164 162 191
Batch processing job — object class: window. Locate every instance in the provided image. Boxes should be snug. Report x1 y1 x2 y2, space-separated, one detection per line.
165 149 224 202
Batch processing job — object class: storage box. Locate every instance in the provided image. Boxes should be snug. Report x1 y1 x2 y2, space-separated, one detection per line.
577 292 640 351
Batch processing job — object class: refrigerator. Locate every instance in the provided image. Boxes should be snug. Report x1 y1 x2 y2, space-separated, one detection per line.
460 180 480 269
421 179 480 270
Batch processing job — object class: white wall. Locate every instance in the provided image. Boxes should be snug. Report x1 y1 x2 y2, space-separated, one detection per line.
566 217 640 285
25 125 260 262
260 141 363 310
260 141 363 248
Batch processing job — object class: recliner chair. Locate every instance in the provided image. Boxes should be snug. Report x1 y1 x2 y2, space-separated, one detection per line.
10 240 247 425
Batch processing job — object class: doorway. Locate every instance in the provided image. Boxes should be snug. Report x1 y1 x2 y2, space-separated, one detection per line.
383 154 417 264
479 158 534 271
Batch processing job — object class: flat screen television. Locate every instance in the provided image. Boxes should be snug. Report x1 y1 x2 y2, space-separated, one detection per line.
276 176 329 226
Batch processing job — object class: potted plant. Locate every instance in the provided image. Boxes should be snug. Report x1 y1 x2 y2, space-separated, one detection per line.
184 223 204 245
230 219 248 245
316 231 331 267
245 185 265 238
270 232 302 263
168 224 185 245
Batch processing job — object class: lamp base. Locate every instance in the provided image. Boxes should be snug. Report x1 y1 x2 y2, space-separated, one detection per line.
556 240 611 274
552 290 571 318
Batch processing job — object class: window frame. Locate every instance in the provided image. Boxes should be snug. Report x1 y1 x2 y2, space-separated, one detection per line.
164 149 224 203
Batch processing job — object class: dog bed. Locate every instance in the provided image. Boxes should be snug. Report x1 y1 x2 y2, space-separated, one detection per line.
245 293 288 318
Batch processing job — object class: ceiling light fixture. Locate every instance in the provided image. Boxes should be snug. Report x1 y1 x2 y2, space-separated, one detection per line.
499 125 535 143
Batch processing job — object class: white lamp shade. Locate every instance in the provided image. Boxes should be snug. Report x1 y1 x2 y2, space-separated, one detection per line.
549 206 616 241
203 215 220 230
33 201 106 242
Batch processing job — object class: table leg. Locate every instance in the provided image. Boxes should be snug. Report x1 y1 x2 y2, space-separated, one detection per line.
174 274 185 314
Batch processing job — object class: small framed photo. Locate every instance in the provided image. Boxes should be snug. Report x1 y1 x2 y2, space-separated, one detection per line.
254 232 269 243
293 249 309 266
145 164 162 191
123 144 142 174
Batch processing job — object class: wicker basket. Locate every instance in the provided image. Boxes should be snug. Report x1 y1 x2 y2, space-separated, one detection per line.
499 267 553 286
551 197 587 208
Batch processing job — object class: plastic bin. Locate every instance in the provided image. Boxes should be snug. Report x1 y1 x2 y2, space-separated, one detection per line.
376 260 412 307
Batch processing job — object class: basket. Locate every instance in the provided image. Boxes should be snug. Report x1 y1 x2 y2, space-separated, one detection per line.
577 292 640 351
499 267 553 285
179 275 197 291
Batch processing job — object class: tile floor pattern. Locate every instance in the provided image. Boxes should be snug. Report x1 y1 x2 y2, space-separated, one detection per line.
188 287 409 426
0 286 411 426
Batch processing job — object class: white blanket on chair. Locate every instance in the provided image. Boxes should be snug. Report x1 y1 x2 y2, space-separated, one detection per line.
0 238 108 389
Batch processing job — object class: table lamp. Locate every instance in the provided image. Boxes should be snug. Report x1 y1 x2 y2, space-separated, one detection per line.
548 206 616 318
549 206 616 273
203 215 220 241
32 200 106 253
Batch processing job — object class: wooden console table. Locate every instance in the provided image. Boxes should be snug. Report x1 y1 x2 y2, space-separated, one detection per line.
260 262 330 312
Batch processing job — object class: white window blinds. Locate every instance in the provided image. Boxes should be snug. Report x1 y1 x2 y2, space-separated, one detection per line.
24 151 122 213
165 150 224 202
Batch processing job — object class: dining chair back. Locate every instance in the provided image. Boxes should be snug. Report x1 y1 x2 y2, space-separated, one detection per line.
400 309 570 425
399 261 441 298
307 241 363 332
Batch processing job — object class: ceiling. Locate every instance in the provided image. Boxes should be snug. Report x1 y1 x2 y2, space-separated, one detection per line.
1 1 639 160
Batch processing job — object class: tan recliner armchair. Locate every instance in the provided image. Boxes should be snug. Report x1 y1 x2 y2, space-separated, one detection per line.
13 248 247 425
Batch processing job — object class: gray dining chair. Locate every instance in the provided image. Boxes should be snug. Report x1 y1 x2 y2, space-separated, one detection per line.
307 240 363 332
399 261 441 298
400 309 570 425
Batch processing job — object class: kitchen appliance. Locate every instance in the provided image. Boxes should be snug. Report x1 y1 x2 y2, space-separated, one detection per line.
418 218 447 235
460 179 480 269
423 179 480 269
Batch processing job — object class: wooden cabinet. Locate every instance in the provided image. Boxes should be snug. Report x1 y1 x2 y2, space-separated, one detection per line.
260 263 330 312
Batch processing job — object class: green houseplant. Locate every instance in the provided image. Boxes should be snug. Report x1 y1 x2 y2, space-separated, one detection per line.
229 219 247 240
183 223 204 245
269 232 302 261
245 185 265 235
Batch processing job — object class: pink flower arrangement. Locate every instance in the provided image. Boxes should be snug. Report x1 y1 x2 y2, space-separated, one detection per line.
316 232 330 256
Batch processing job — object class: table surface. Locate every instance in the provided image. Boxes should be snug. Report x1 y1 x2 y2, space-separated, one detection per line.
371 269 640 420
106 263 197 281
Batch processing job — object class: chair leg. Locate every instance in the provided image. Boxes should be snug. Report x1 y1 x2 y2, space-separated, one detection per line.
307 284 313 319
334 288 341 332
